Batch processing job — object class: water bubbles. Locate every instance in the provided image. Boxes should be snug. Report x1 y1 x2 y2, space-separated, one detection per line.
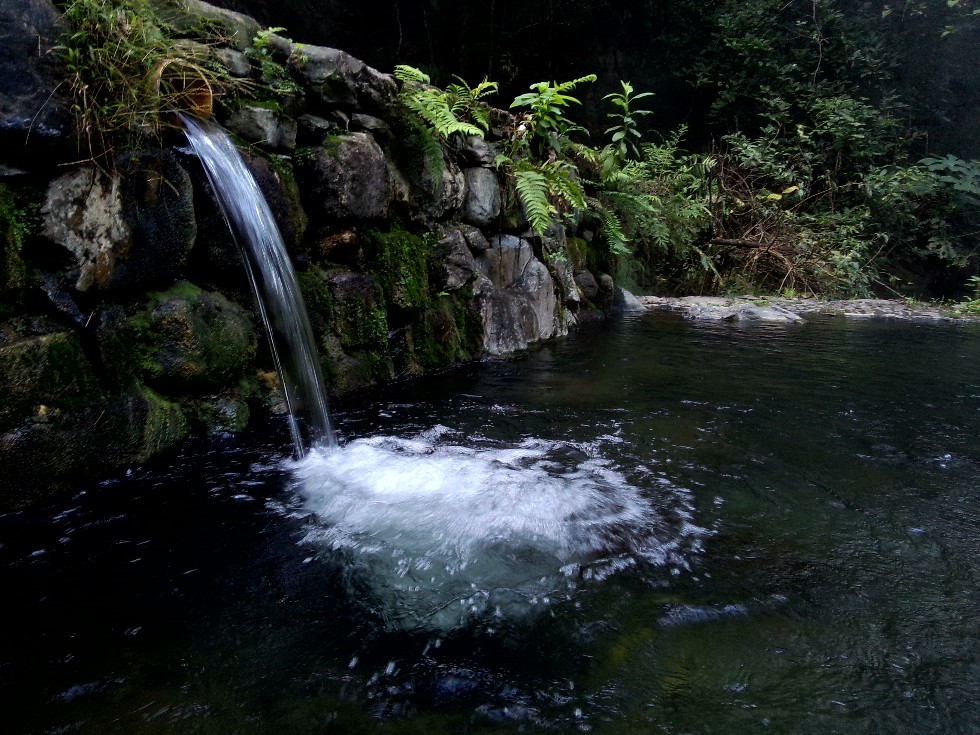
288 430 707 631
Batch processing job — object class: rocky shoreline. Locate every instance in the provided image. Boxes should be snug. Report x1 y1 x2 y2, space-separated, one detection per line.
638 295 980 324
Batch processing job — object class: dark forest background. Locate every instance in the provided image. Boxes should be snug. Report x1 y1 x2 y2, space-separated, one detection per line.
202 0 980 298
209 0 979 159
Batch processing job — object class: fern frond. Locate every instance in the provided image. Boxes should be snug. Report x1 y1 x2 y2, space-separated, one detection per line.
514 166 557 236
469 105 491 132
539 160 587 212
394 64 430 85
402 88 484 139
556 74 598 93
588 196 630 255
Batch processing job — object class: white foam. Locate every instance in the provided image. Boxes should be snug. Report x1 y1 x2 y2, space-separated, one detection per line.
287 430 705 630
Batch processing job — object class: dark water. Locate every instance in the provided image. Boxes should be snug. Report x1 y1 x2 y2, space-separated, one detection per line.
2 313 979 734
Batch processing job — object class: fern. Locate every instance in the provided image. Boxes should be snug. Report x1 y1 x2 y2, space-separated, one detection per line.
587 196 630 255
401 89 484 139
514 165 556 236
395 64 489 140
539 160 587 212
394 64 430 84
500 159 588 236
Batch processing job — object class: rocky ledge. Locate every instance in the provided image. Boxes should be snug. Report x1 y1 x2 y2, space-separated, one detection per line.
639 296 980 324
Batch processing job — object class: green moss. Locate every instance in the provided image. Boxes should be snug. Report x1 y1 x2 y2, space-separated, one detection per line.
362 223 434 313
0 330 100 430
101 282 256 394
0 184 40 318
131 386 190 463
411 292 482 370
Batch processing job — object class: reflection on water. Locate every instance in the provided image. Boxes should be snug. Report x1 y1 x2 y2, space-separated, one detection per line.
2 313 979 734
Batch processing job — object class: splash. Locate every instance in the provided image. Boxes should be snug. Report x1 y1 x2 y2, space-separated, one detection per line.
288 427 706 631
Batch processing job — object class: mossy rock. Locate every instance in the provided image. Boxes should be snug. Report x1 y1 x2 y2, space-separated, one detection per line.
98 281 257 394
361 224 434 314
0 326 99 430
409 292 483 371
299 266 394 394
0 387 189 510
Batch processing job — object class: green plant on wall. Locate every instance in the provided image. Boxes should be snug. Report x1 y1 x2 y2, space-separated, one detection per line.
603 80 654 163
393 65 488 141
509 74 596 157
56 0 242 161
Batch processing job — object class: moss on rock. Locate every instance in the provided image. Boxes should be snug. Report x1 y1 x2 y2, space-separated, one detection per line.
98 281 257 395
410 292 483 371
361 223 434 314
0 326 99 430
299 265 394 395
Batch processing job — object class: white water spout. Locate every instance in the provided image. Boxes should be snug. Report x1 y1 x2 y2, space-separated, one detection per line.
181 115 335 454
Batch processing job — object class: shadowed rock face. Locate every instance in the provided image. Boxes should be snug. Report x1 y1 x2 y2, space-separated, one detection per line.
41 152 197 294
0 0 73 163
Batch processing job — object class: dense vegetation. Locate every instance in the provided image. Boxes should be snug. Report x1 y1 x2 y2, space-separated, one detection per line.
55 0 980 300
213 0 980 300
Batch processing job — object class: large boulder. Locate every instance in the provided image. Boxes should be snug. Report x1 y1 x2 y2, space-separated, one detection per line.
0 386 189 509
0 323 99 430
430 227 478 293
295 45 398 115
299 266 393 395
297 133 391 227
474 235 560 354
223 104 298 151
41 151 197 293
153 0 261 52
97 282 257 394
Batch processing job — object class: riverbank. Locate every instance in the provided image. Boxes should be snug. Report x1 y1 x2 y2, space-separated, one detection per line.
639 295 980 323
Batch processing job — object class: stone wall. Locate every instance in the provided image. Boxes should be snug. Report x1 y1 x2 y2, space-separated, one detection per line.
0 0 616 507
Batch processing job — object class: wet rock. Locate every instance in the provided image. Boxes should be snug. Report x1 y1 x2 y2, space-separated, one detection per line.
459 224 491 254
459 135 497 166
476 234 533 290
297 132 391 226
685 303 803 323
431 227 478 292
462 167 502 227
240 150 307 251
0 326 99 430
224 104 298 151
613 287 648 313
0 0 73 162
574 270 599 300
0 386 189 509
474 235 560 354
41 151 196 293
299 266 393 395
98 282 256 394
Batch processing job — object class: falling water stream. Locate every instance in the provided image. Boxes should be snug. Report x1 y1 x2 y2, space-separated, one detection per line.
180 115 334 454
2 121 978 733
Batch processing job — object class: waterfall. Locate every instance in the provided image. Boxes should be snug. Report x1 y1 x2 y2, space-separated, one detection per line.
180 115 335 455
